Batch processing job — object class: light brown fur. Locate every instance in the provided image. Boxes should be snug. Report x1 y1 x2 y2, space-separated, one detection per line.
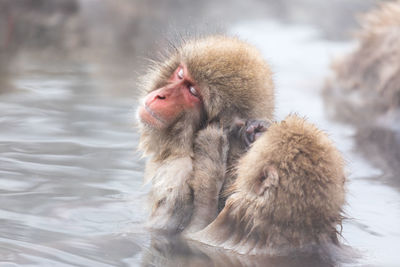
190 115 346 255
324 0 400 121
139 35 274 160
323 1 400 180
137 35 275 233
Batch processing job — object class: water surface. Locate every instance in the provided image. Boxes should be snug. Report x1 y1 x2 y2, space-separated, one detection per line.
1 19 399 267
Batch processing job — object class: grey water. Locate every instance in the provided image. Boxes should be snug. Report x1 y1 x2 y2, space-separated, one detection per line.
1 1 400 266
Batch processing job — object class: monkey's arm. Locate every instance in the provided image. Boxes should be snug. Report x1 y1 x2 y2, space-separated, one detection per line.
184 124 229 233
146 157 194 233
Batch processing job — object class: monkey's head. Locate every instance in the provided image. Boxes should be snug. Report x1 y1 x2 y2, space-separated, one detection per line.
137 36 274 159
228 115 345 246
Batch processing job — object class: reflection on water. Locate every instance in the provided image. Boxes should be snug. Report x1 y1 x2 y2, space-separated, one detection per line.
1 7 400 267
141 234 345 267
0 54 148 265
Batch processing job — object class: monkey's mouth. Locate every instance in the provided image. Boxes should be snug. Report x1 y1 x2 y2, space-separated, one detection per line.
140 105 167 126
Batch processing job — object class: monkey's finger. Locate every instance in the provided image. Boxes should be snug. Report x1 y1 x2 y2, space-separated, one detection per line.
244 130 255 147
246 124 257 134
254 121 271 132
244 135 253 147
233 117 246 127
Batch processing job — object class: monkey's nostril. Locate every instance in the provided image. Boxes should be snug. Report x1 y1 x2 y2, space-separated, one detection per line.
157 95 166 100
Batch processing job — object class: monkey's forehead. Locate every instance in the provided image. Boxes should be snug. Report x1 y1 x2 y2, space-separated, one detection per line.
178 36 275 119
180 36 270 77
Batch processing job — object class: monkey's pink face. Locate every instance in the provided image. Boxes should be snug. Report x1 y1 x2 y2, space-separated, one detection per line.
138 64 203 129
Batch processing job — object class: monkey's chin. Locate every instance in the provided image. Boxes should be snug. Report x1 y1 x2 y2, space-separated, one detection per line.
138 105 165 129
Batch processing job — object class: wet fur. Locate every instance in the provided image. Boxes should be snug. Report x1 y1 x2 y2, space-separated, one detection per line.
137 35 275 232
190 115 346 255
138 35 274 161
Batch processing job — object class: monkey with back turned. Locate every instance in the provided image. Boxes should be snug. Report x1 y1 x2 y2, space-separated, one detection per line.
190 115 346 255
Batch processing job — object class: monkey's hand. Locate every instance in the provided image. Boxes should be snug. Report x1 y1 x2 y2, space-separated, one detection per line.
184 124 229 233
194 123 229 165
233 119 271 148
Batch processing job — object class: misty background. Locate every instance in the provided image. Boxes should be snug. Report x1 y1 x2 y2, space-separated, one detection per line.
1 1 399 266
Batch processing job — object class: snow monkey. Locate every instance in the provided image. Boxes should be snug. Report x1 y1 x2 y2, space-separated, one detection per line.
190 115 346 255
137 35 274 233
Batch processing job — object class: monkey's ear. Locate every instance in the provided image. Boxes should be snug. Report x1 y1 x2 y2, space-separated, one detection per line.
256 165 279 196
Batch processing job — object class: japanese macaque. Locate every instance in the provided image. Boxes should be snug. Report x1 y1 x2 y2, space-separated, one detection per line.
137 36 274 233
324 0 400 122
189 115 346 255
323 1 400 178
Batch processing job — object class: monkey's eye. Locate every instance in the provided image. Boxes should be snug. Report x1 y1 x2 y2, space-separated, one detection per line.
177 68 184 79
189 86 198 97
